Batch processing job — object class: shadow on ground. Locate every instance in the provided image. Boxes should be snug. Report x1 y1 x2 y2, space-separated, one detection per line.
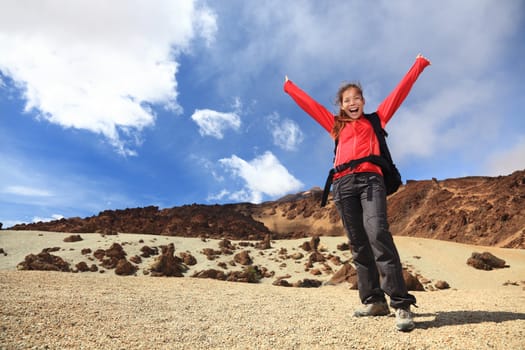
416 310 525 329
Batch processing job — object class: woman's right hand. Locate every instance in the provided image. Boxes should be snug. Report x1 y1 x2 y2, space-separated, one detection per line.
285 75 289 82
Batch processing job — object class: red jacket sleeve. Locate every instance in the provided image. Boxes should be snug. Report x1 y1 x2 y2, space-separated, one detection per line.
377 56 431 127
284 80 334 133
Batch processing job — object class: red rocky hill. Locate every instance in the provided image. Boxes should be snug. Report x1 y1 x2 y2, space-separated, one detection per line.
9 170 525 248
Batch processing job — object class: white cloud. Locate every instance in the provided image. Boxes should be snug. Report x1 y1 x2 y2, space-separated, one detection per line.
278 2 517 77
191 109 241 139
196 1 524 184
206 189 230 202
0 0 217 155
388 78 496 160
0 152 133 215
485 137 525 176
219 151 303 203
32 214 64 223
3 185 52 197
191 155 225 182
267 112 304 151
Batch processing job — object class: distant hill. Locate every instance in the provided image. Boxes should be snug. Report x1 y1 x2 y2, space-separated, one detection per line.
9 170 525 248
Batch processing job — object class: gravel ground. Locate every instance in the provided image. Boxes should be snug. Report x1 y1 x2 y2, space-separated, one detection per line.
1 271 524 350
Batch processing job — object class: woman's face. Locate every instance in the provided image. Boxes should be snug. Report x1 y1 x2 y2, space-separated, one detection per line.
341 87 364 120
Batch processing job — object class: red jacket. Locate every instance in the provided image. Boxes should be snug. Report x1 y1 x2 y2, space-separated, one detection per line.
284 56 430 180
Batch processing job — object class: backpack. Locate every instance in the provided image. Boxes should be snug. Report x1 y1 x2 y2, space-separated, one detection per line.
320 112 402 207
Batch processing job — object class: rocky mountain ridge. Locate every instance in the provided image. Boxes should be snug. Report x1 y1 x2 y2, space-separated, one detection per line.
8 170 525 248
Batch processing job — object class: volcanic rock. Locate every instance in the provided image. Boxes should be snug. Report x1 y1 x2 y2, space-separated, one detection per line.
93 249 105 260
310 268 322 276
105 243 126 259
202 248 222 260
115 259 137 276
17 251 70 272
289 252 304 260
329 255 342 265
96 243 127 270
129 255 142 264
293 279 322 288
403 269 425 291
308 251 326 264
42 247 61 253
310 236 321 251
9 204 271 239
388 170 525 248
192 269 227 280
148 243 187 277
327 263 358 288
140 245 159 258
218 239 236 251
81 248 92 255
272 274 292 287
234 250 252 265
179 252 197 265
273 278 292 287
191 265 265 283
63 234 83 242
467 252 508 270
75 261 90 272
327 263 425 292
435 280 450 289
226 266 263 283
300 241 311 251
337 242 350 251
7 170 525 248
255 234 272 250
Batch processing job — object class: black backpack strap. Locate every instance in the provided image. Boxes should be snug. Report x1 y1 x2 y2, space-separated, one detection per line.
320 113 390 207
321 169 335 207
365 113 394 164
321 159 362 207
320 155 388 207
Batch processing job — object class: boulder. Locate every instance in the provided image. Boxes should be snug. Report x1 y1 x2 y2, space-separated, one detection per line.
63 234 83 242
293 279 322 288
140 245 159 258
234 250 252 265
434 280 450 289
467 252 508 270
115 259 137 276
148 243 187 277
17 251 70 272
402 269 425 291
179 252 197 265
327 263 358 288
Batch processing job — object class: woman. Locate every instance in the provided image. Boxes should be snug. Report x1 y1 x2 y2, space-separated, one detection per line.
284 54 431 332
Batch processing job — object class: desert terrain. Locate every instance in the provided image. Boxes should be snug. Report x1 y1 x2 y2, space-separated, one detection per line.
1 229 524 349
1 171 525 349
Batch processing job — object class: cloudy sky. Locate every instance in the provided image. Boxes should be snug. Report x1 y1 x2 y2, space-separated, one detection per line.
1 0 524 227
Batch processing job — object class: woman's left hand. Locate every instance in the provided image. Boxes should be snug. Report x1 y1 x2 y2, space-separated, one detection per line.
417 53 431 65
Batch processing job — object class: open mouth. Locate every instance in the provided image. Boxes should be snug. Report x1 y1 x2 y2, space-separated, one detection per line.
349 108 359 113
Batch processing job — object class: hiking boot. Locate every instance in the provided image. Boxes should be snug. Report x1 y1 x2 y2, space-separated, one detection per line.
395 307 415 332
353 302 390 317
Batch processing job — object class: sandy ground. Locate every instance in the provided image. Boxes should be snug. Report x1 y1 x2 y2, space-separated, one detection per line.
0 230 524 289
1 230 525 349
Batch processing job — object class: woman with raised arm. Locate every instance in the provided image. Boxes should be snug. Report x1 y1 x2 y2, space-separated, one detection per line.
284 54 431 332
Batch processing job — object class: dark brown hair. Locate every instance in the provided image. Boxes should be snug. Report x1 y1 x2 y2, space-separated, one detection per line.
331 82 363 140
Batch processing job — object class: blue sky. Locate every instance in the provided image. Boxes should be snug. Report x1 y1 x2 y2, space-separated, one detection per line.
1 1 524 227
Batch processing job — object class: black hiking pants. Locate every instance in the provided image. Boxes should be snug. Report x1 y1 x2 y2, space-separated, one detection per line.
333 172 416 309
